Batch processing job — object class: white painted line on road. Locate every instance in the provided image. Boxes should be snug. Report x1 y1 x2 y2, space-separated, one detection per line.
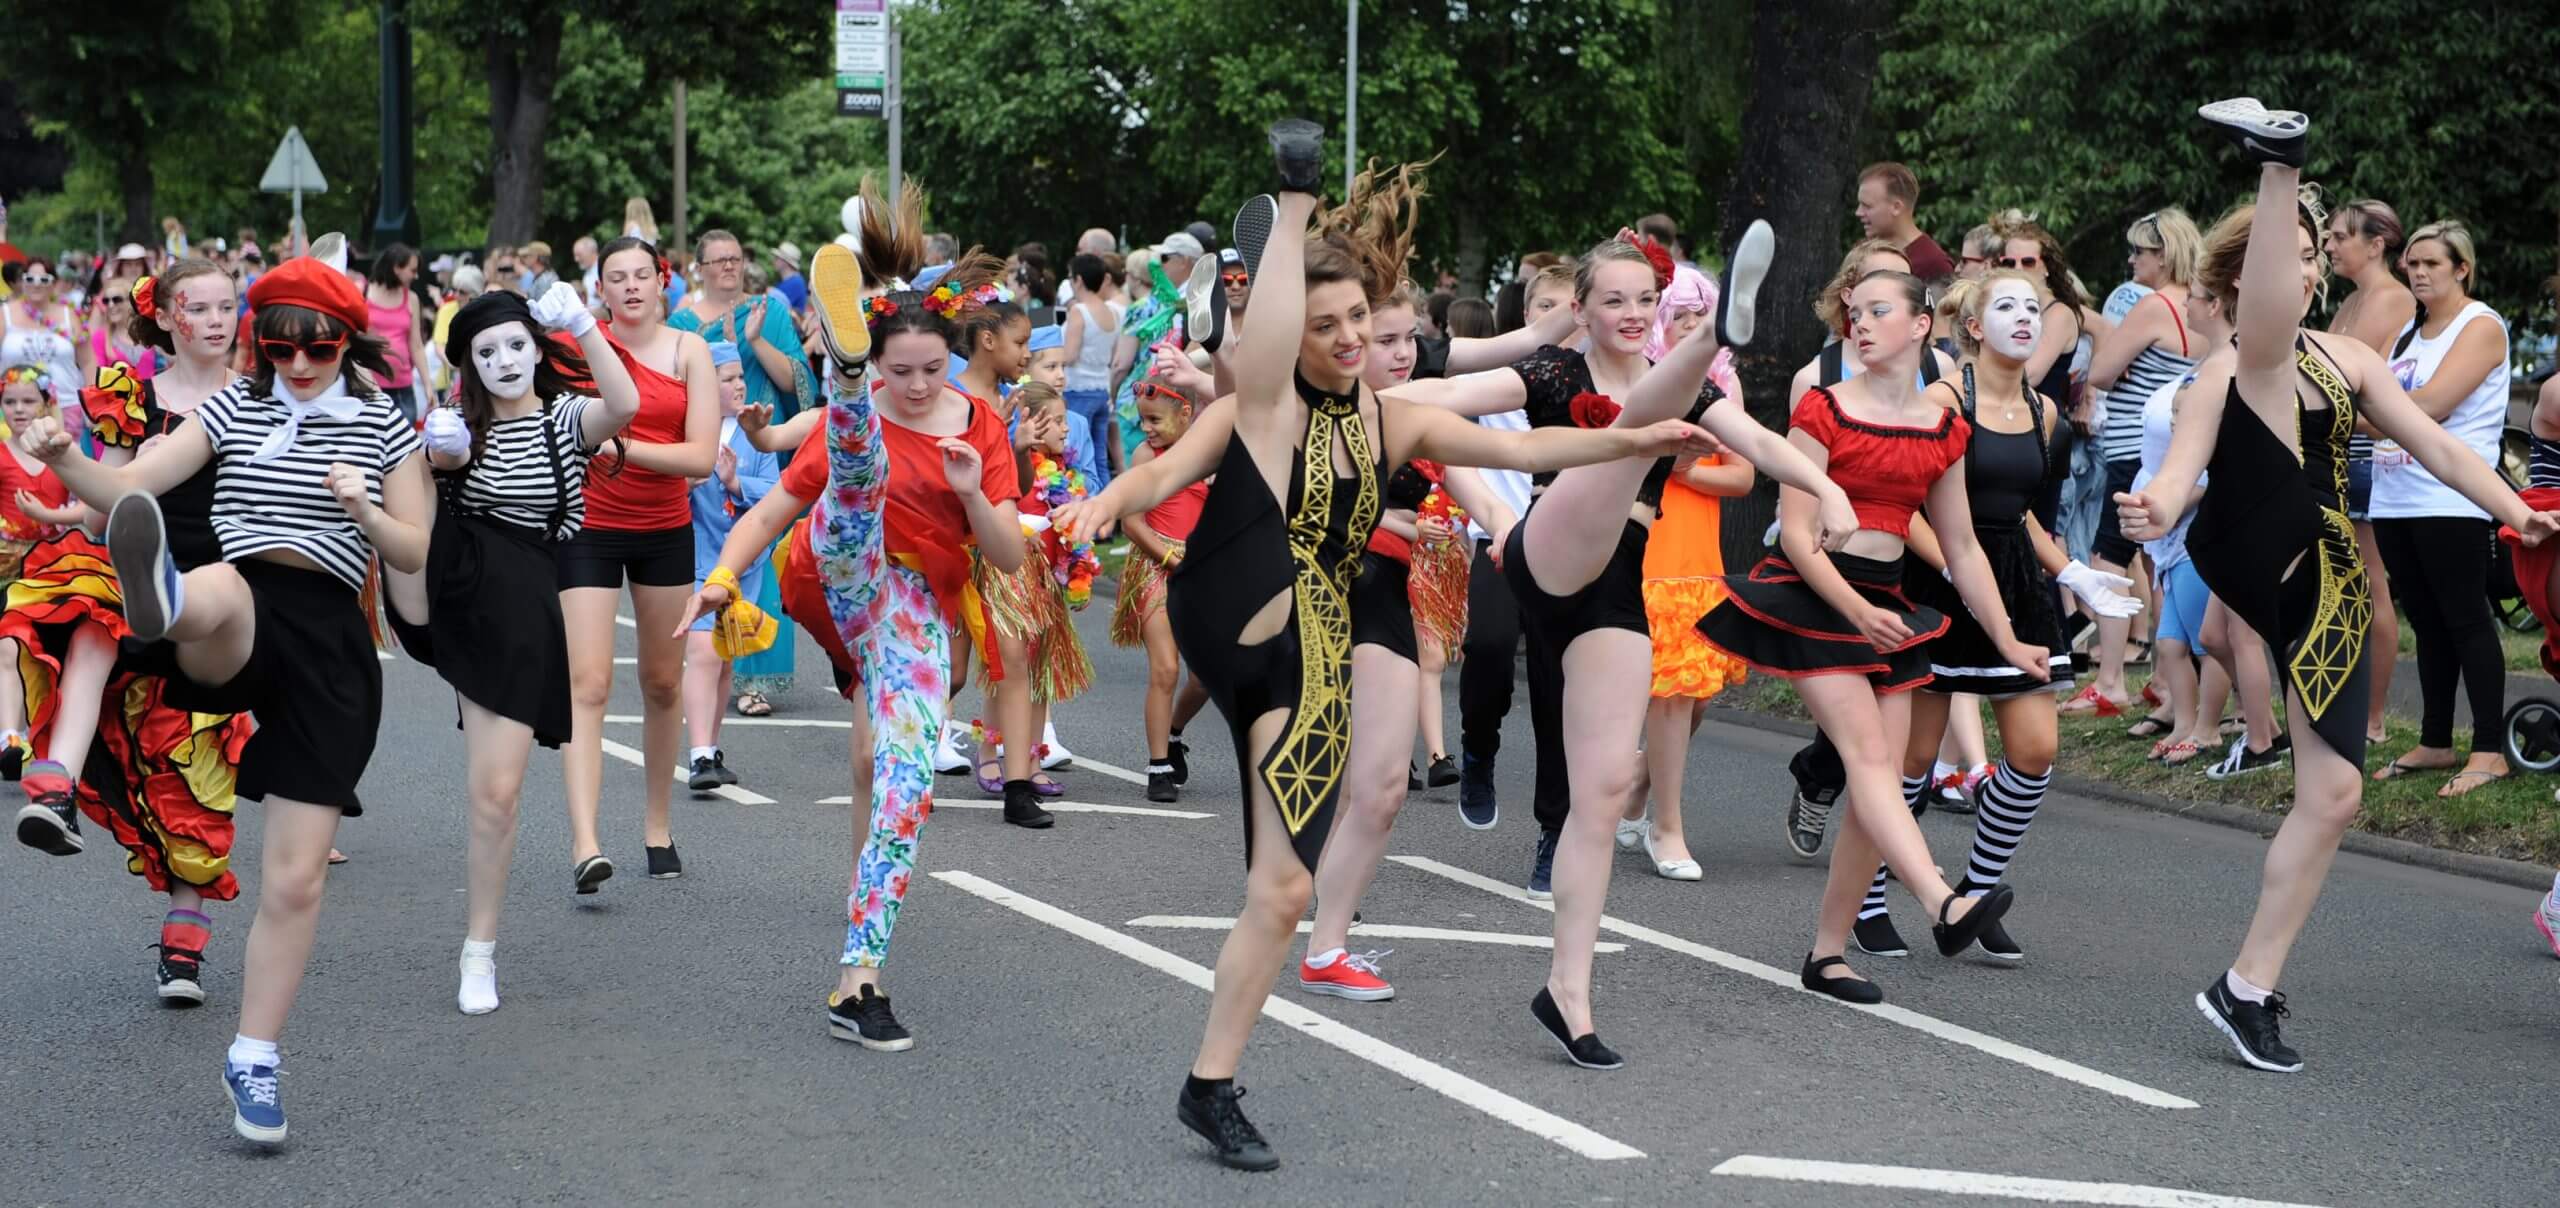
1710 1156 2326 1207
933 871 1644 1161
598 737 775 805
615 614 637 629
819 796 1209 819
601 713 1150 787
1057 756 1148 787
1126 915 1627 952
1390 856 2198 1111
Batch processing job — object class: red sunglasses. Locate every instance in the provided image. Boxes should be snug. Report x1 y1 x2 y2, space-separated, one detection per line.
257 333 349 363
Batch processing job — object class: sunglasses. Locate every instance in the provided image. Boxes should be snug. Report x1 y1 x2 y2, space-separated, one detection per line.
257 333 349 363
1221 271 1250 285
22 274 54 286
1996 255 2042 270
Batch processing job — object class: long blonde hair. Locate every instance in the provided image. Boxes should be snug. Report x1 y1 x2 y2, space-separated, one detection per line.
622 197 659 243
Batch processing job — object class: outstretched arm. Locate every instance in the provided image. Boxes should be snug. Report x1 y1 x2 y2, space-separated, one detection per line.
1382 368 1531 418
1443 303 1577 373
1052 399 1236 543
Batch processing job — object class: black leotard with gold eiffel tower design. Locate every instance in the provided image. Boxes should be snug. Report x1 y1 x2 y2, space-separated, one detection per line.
1166 372 1384 870
2186 336 2372 764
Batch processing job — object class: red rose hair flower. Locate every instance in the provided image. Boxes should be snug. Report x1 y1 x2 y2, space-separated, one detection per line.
1620 227 1676 291
1569 390 1621 429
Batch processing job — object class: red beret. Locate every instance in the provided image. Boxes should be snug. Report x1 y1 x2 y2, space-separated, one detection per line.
245 255 370 336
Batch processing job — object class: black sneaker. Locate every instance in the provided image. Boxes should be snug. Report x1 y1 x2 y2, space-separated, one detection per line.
1003 780 1055 829
1853 913 1910 958
2198 97 2310 169
1525 828 1559 900
572 853 614 894
709 751 738 787
645 844 682 879
1425 755 1459 788
827 984 915 1052
2205 736 2289 780
1530 987 1624 1071
1178 1080 1278 1172
1458 752 1497 829
156 944 206 1007
0 737 25 781
1146 764 1179 804
2195 975 2303 1072
1231 196 1278 287
1784 787 1835 861
1167 737 1190 785
1407 763 1424 791
1267 118 1326 194
14 759 81 855
105 492 180 642
687 756 723 792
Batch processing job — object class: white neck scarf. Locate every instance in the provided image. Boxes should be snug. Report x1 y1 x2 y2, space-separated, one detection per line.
251 376 365 464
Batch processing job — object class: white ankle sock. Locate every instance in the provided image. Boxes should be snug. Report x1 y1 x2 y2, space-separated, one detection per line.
2224 969 2273 1004
459 939 499 1015
228 1034 280 1071
690 746 717 764
1932 760 1958 783
1305 947 1344 968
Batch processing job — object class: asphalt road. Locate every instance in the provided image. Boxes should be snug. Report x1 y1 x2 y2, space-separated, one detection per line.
3 597 2555 1207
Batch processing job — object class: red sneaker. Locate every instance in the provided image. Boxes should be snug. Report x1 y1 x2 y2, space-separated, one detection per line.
1298 949 1395 1002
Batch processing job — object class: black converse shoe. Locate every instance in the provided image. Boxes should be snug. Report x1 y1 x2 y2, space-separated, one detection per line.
2196 974 2303 1072
1166 737 1190 785
15 759 81 855
1146 764 1179 804
1178 1079 1279 1171
1714 219 1775 348
1230 197 1277 287
105 492 180 642
1784 786 1834 861
1003 779 1055 829
708 751 738 787
156 944 207 1007
2198 97 2310 169
1267 118 1326 194
687 756 724 792
827 984 915 1052
1853 913 1910 958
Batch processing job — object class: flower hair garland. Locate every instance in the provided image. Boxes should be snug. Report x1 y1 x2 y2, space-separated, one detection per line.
924 280 1005 320
130 275 159 319
1620 227 1675 291
862 295 900 327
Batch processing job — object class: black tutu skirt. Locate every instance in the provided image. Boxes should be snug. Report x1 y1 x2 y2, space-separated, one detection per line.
386 505 572 748
1902 522 2070 697
1696 551 1946 693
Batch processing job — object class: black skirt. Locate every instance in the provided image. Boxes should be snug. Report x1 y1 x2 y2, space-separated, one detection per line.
1903 522 2071 697
159 560 382 815
386 504 572 748
1696 552 1945 693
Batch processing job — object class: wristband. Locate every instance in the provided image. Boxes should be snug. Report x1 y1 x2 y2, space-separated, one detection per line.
706 565 741 596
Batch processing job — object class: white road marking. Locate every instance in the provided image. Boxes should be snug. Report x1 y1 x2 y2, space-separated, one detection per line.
933 871 1645 1161
1390 856 2199 1111
614 614 637 629
600 714 1150 787
1710 1156 2328 1207
820 796 1209 820
598 737 774 805
613 657 637 665
1125 915 1627 952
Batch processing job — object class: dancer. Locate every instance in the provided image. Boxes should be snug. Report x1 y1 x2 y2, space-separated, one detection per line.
384 284 639 1014
4 259 254 1012
682 341 779 790
2323 199 2412 742
1849 270 2142 961
2118 99 2559 1071
949 296 1053 796
680 242 1030 1055
20 253 431 1143
1110 380 1212 803
1699 267 2048 1006
560 236 718 890
0 366 74 763
972 380 1096 787
1049 124 1732 1166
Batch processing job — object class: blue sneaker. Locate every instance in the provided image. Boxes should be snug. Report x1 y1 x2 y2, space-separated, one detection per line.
1458 753 1497 830
225 1062 286 1144
1525 828 1559 901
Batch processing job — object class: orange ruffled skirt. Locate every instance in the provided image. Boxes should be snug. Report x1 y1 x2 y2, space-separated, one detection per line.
0 533 253 898
1408 535 1469 656
1642 478 1749 700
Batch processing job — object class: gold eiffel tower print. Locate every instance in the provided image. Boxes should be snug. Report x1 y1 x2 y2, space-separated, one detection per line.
1258 395 1381 838
2286 346 2371 722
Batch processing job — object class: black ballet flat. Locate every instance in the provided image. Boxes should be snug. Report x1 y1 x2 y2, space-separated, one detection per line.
1529 988 1623 1071
1800 953 1884 1005
1267 118 1326 194
1932 884 2015 958
2197 98 2309 169
573 854 615 896
1714 219 1775 349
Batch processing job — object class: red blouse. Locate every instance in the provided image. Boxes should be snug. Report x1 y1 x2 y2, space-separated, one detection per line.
1145 479 1209 542
1789 386 1968 538
0 454 68 541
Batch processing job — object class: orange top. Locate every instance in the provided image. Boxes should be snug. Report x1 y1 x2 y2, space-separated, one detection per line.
1641 467 1728 582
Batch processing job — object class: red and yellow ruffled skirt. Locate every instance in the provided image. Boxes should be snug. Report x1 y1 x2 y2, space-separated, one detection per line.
0 533 252 897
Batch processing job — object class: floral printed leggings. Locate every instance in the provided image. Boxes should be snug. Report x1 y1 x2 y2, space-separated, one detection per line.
808 375 950 969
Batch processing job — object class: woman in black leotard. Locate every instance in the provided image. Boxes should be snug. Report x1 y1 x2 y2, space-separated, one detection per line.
1052 122 1728 1171
2120 99 2560 1075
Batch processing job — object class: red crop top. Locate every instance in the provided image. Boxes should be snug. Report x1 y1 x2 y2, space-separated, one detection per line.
1789 386 1968 538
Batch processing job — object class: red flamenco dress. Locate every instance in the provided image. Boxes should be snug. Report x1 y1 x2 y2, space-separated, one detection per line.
0 372 254 897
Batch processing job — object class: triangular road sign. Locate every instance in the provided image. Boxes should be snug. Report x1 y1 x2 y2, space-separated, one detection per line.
259 127 329 195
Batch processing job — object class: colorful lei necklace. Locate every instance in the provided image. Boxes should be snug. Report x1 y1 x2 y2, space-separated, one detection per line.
1029 448 1100 608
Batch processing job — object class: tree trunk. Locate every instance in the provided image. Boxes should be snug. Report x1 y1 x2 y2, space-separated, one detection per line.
116 139 154 246
1454 204 1489 299
483 11 564 247
1714 0 1894 569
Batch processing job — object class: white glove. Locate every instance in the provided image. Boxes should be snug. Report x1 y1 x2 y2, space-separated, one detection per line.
2057 558 2142 619
528 281 596 336
423 408 472 460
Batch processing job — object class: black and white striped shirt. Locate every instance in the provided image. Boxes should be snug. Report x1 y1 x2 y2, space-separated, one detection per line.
196 382 424 591
451 395 597 541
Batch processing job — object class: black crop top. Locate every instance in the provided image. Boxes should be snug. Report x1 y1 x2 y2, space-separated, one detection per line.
1512 344 1721 510
1955 364 2054 527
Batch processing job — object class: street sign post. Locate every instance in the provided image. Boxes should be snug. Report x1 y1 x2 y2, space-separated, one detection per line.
259 126 329 250
835 0 888 119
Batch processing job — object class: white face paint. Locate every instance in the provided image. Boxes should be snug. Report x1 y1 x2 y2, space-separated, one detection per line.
470 320 542 402
1981 279 2043 362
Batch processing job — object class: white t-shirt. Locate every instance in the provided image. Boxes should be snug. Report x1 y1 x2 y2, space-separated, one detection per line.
1465 408 1533 542
2131 371 2202 571
2371 301 2509 521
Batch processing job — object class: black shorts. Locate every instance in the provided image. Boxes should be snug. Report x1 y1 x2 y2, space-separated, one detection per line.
1351 550 1418 662
556 523 693 590
1500 514 1650 650
158 560 382 815
2091 457 2144 566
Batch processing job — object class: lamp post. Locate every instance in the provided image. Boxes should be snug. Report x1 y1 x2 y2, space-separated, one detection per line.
369 0 420 248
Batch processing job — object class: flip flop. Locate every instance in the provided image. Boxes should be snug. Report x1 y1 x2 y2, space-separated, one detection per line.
2127 715 2175 739
2155 737 2206 765
2372 757 2453 783
2437 768 2510 798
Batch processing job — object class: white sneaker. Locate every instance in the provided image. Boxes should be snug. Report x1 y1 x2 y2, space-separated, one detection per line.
458 948 499 1016
933 721 970 775
1039 721 1073 770
2535 886 2560 960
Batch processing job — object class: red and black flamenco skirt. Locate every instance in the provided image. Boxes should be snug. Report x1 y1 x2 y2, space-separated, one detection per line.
1695 551 1947 694
0 532 253 898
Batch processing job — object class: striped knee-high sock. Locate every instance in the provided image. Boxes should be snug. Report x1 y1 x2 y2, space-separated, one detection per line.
1961 761 2051 893
1858 775 1930 920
